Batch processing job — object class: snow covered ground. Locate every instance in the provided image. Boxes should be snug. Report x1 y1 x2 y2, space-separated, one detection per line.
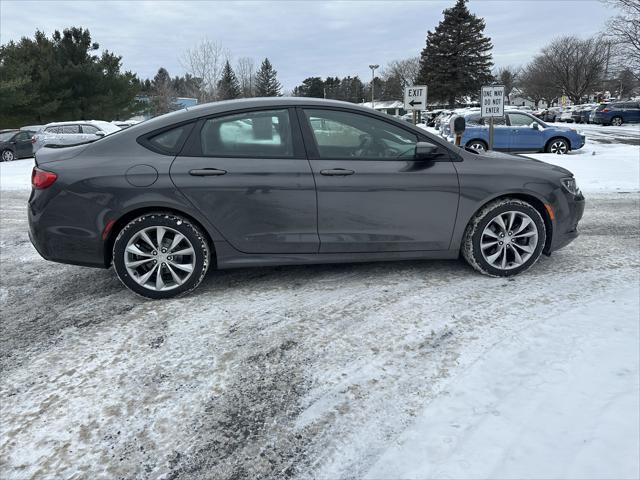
0 126 639 479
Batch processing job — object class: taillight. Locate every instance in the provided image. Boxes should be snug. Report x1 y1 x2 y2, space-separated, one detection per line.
31 167 57 189
31 136 37 144
602 108 610 112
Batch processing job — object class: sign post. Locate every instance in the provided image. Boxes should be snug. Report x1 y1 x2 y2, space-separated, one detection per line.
404 85 427 125
481 85 505 150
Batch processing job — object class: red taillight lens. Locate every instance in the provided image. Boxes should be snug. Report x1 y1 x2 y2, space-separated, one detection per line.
602 108 610 112
31 167 57 189
31 136 37 144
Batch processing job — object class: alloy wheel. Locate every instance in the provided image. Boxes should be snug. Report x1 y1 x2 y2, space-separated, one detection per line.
611 117 623 126
124 226 196 291
468 142 486 152
1 150 14 162
480 211 539 270
549 140 568 154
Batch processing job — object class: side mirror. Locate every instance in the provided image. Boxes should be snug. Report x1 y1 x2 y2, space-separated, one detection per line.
531 123 539 130
415 141 441 160
95 131 106 137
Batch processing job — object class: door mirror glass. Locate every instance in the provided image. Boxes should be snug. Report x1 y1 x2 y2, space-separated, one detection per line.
531 122 539 130
95 131 105 137
415 141 441 160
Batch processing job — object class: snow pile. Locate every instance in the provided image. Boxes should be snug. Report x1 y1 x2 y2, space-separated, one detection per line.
0 158 34 190
527 142 640 193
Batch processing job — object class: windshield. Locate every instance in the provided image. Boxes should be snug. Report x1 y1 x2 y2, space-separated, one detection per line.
0 131 17 142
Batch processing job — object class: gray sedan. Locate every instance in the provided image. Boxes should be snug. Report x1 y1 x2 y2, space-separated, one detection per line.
28 98 585 298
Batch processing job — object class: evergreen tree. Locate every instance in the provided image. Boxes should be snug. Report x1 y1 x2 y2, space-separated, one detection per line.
151 67 177 115
293 77 324 97
255 58 282 97
0 27 140 124
217 60 240 100
416 0 493 107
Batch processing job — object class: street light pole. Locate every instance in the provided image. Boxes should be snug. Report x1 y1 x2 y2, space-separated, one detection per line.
369 64 379 109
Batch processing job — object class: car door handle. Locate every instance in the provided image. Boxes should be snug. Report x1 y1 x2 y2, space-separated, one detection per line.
189 168 227 176
320 168 355 176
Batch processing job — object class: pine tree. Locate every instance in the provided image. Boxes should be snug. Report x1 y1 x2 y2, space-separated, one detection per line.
417 0 493 107
255 58 282 97
217 60 240 100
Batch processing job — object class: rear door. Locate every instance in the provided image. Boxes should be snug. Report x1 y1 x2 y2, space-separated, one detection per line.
60 124 84 145
13 131 33 158
299 107 459 253
170 108 319 254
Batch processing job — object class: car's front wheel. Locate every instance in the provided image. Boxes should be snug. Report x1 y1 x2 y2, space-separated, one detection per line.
546 138 569 154
113 213 211 299
466 140 488 152
462 198 546 277
1 149 15 162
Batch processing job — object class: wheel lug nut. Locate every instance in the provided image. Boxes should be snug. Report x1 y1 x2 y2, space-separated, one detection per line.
152 251 157 255
499 241 503 245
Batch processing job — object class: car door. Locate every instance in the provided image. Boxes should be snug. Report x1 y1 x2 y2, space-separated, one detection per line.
482 116 510 150
507 112 545 152
624 102 640 123
80 124 102 141
170 108 319 254
299 107 459 253
13 131 33 158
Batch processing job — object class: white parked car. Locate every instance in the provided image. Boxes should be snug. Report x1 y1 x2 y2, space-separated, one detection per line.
559 106 576 123
33 120 120 153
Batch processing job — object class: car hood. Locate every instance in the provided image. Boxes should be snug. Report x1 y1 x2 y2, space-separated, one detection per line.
473 149 574 177
35 143 92 165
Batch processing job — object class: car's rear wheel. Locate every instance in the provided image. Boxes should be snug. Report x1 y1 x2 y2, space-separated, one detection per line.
113 213 211 299
462 198 546 277
466 140 488 152
546 138 569 154
611 116 623 126
1 149 15 162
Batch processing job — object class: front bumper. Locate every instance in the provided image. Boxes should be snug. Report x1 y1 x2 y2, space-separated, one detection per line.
548 191 585 253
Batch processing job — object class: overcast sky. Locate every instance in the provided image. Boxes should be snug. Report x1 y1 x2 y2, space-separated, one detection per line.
1 0 614 90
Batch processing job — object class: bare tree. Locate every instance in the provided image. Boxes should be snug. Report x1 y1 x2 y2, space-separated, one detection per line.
495 66 520 104
236 57 256 98
382 56 420 87
603 0 640 79
538 36 609 104
517 59 559 108
180 39 230 102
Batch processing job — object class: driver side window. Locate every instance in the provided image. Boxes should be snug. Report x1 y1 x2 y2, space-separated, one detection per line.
304 109 417 159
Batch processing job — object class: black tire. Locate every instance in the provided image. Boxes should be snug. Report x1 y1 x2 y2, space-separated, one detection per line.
545 137 570 154
466 140 488 152
1 149 15 162
611 116 623 126
112 212 211 299
462 198 546 277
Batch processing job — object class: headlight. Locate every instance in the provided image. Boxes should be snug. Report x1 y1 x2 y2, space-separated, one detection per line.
561 177 580 195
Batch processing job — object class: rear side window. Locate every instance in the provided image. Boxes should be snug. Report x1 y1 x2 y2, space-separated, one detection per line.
62 125 80 134
45 126 61 133
199 109 293 158
144 124 192 155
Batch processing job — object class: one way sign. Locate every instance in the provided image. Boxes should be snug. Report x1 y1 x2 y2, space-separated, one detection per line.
404 85 427 111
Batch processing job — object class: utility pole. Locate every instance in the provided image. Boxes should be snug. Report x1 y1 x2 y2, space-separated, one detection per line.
369 64 379 109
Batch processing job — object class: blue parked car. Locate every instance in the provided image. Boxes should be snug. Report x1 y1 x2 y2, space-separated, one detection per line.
591 101 640 126
459 111 585 155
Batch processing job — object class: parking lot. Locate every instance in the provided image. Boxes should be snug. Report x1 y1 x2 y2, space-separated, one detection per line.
1 131 639 477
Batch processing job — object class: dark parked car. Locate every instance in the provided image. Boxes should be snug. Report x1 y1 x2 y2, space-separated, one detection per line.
29 98 585 298
571 104 596 124
0 129 37 161
591 101 640 125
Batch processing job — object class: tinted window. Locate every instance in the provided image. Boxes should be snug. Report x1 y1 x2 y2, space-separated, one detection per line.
200 110 293 157
45 126 61 134
148 125 189 153
304 109 417 159
466 113 482 125
596 104 609 111
62 125 80 134
0 131 17 142
82 125 99 134
508 113 535 127
479 116 506 126
15 131 31 141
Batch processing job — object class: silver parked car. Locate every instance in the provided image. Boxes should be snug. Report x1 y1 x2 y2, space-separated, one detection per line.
32 120 120 153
